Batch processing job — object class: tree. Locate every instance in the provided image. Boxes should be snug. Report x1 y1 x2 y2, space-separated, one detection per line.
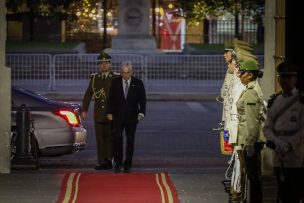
240 0 265 43
6 0 80 17
176 0 228 25
6 0 81 41
176 0 265 42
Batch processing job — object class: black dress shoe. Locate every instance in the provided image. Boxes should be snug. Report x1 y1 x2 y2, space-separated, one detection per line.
114 165 122 173
105 160 113 169
123 167 131 173
95 162 113 170
101 160 112 170
94 164 103 170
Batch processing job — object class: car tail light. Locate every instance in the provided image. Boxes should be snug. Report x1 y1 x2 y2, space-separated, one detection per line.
53 110 80 127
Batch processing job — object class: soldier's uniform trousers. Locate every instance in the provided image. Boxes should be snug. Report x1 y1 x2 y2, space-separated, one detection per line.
95 121 113 164
243 143 263 203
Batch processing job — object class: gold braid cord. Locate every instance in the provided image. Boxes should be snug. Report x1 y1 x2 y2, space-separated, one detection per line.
92 74 106 99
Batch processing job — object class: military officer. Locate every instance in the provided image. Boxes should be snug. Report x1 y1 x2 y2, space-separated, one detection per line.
218 42 235 152
82 51 119 170
263 61 304 203
219 41 235 104
236 59 266 203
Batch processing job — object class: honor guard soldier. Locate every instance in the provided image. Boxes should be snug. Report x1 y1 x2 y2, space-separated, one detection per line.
263 61 304 203
236 59 266 203
82 51 119 170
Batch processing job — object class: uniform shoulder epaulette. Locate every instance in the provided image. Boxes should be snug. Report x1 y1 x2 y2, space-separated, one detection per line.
267 92 282 108
90 72 98 78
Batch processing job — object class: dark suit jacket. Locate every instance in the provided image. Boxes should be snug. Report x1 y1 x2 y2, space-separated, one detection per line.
107 76 146 125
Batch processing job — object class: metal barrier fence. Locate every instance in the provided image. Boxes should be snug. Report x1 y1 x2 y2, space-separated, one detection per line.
6 54 53 90
52 54 145 90
6 53 264 93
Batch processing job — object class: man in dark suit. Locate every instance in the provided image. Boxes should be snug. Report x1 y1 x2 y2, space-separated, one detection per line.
82 51 119 170
106 61 146 173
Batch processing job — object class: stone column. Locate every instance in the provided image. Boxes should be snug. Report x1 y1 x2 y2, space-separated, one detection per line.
0 0 11 173
108 0 161 54
260 0 277 99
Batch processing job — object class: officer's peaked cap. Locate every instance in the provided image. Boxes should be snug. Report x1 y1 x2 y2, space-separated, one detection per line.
234 45 254 53
277 61 298 75
224 41 234 51
97 51 111 62
237 51 258 61
233 38 252 48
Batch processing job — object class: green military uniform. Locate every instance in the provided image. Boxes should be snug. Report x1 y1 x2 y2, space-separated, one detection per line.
236 59 266 203
237 80 266 146
82 52 119 169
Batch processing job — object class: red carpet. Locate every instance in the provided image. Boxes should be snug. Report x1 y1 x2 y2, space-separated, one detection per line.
57 172 180 203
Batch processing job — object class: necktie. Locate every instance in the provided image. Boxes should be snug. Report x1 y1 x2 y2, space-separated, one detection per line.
102 74 106 80
124 80 129 98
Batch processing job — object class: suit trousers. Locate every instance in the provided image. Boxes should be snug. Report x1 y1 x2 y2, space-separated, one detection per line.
94 122 113 164
113 122 137 168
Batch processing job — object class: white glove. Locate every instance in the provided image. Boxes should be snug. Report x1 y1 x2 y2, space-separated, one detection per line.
273 137 289 155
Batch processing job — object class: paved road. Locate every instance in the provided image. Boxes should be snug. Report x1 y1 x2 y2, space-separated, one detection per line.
40 100 228 168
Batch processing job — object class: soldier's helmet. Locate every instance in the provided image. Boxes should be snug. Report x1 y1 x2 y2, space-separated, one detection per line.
97 51 111 62
277 61 298 75
240 59 259 71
